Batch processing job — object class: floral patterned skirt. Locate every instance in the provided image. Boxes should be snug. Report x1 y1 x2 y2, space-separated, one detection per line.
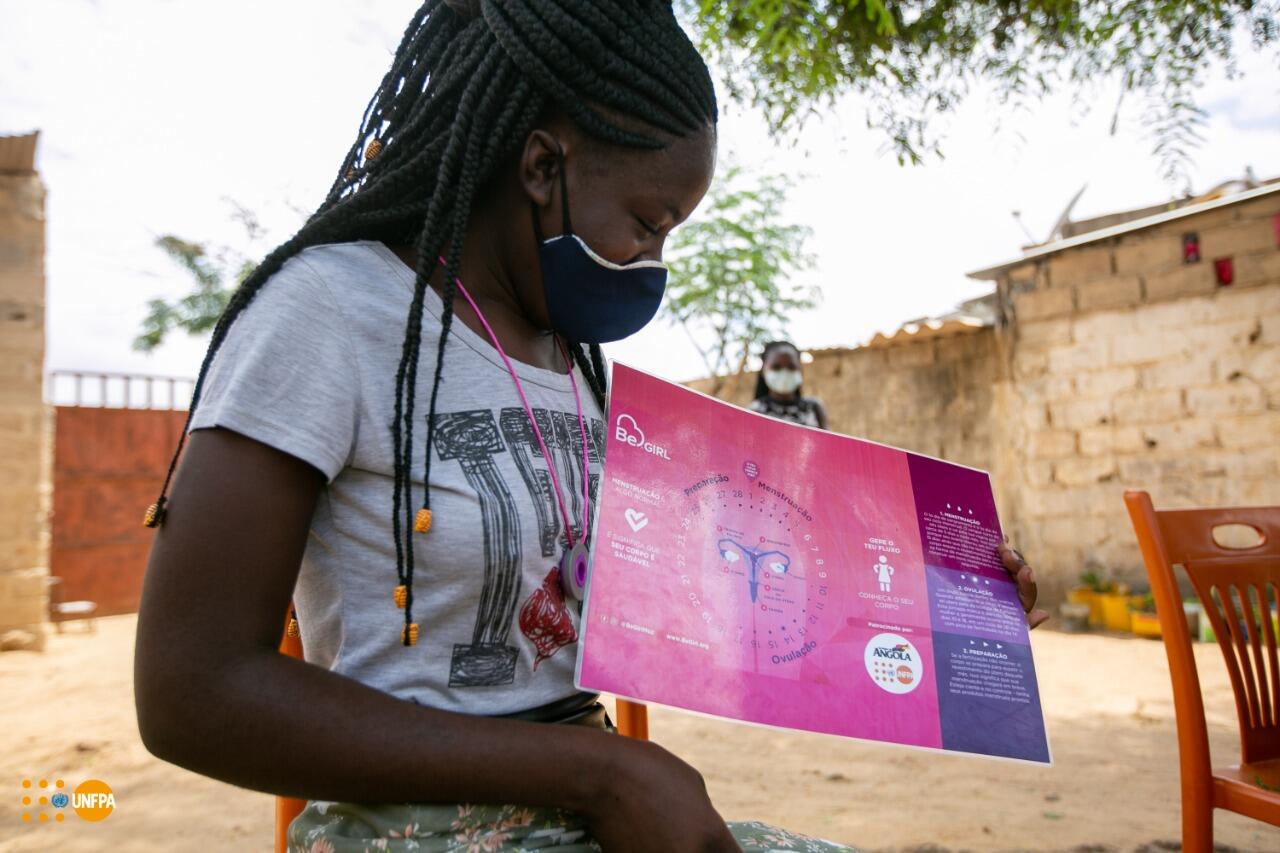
289 800 857 852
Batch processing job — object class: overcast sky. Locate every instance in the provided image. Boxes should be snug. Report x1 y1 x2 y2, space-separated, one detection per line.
4 0 1279 393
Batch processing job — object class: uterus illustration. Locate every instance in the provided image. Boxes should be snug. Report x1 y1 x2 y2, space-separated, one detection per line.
717 538 792 603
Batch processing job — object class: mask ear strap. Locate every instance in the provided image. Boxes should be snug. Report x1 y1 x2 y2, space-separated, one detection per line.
555 148 573 235
530 200 546 244
529 145 572 244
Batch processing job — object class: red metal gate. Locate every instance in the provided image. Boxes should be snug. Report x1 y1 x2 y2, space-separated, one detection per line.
50 373 191 616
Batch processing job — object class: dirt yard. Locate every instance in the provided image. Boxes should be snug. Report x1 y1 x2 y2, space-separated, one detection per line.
2 614 1278 852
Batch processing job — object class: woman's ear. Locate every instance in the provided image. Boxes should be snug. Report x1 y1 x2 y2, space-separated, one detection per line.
520 129 564 209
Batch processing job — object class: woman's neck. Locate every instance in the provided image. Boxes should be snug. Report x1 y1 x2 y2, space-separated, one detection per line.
386 238 566 375
768 390 800 404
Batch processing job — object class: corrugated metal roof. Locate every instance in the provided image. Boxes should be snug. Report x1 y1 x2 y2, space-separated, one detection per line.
803 308 994 359
863 316 989 349
0 132 40 173
966 181 1280 281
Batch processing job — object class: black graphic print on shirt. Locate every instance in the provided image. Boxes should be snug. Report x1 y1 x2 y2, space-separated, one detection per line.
434 406 604 688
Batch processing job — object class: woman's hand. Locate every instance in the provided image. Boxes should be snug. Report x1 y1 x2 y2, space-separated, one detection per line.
998 542 1050 629
585 736 738 852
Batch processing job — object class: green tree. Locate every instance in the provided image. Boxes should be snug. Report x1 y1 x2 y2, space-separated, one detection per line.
682 1 1279 188
134 202 265 352
664 165 818 394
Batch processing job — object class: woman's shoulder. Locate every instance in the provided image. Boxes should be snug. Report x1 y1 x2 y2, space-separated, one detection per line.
259 241 414 322
220 241 419 364
291 239 394 265
286 241 410 289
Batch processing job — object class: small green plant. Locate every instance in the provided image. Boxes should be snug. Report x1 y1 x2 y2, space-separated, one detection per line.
1078 570 1117 594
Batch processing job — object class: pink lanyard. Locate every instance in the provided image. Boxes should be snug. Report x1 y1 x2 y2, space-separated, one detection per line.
449 269 592 550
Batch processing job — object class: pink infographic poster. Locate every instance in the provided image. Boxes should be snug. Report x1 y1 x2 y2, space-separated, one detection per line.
576 364 1051 764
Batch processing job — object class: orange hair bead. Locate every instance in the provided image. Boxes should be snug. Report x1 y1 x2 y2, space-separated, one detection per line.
286 616 300 638
393 585 408 608
414 508 433 534
402 623 419 646
142 501 165 528
364 139 384 161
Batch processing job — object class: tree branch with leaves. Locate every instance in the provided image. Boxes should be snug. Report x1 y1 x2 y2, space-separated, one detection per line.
134 201 267 352
664 165 818 395
681 0 1279 190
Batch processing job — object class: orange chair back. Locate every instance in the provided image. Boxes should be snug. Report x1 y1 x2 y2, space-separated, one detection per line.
1125 492 1280 768
615 699 650 740
274 609 306 853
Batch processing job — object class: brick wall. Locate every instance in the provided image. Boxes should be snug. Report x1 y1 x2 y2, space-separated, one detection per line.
0 161 50 651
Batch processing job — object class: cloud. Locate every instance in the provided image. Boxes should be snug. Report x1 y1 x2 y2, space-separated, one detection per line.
1203 94 1280 133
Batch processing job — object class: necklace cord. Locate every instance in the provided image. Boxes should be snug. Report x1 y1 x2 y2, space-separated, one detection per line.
447 261 592 548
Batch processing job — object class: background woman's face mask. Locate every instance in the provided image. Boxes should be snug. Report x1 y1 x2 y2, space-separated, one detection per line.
532 154 668 344
763 368 803 394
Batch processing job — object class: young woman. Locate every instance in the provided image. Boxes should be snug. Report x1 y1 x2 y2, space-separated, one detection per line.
750 341 829 430
135 3 1047 851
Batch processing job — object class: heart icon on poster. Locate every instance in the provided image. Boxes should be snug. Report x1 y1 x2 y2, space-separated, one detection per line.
625 508 649 532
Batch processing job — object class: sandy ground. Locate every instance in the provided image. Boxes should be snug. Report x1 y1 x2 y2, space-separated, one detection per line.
2 614 1278 853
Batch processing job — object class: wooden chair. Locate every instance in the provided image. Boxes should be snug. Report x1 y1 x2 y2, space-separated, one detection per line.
615 699 649 741
271 610 651 853
1124 491 1280 853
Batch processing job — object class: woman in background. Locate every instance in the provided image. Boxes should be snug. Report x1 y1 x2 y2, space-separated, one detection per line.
750 340 829 430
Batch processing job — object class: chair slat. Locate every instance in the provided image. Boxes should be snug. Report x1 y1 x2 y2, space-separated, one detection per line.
1203 584 1264 732
1246 584 1275 728
1213 583 1264 729
1262 582 1280 728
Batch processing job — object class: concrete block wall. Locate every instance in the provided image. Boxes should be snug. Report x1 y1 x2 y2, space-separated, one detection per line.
0 164 50 651
997 192 1280 602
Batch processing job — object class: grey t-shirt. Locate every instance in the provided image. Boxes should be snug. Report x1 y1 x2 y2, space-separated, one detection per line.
190 241 604 715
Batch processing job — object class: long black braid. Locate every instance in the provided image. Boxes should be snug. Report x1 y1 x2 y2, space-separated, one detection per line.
144 0 717 646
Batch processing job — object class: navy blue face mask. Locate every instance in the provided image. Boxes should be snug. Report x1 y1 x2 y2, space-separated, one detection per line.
532 157 668 344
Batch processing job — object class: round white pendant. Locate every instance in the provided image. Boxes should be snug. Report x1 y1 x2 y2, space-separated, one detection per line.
560 541 590 600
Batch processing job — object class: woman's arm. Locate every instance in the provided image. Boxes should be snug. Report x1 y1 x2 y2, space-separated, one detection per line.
134 428 736 851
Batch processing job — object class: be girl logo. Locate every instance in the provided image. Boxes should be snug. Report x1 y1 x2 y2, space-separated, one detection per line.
614 414 670 460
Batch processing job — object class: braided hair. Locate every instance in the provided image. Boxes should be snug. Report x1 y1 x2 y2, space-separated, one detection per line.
754 341 804 400
144 0 717 646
